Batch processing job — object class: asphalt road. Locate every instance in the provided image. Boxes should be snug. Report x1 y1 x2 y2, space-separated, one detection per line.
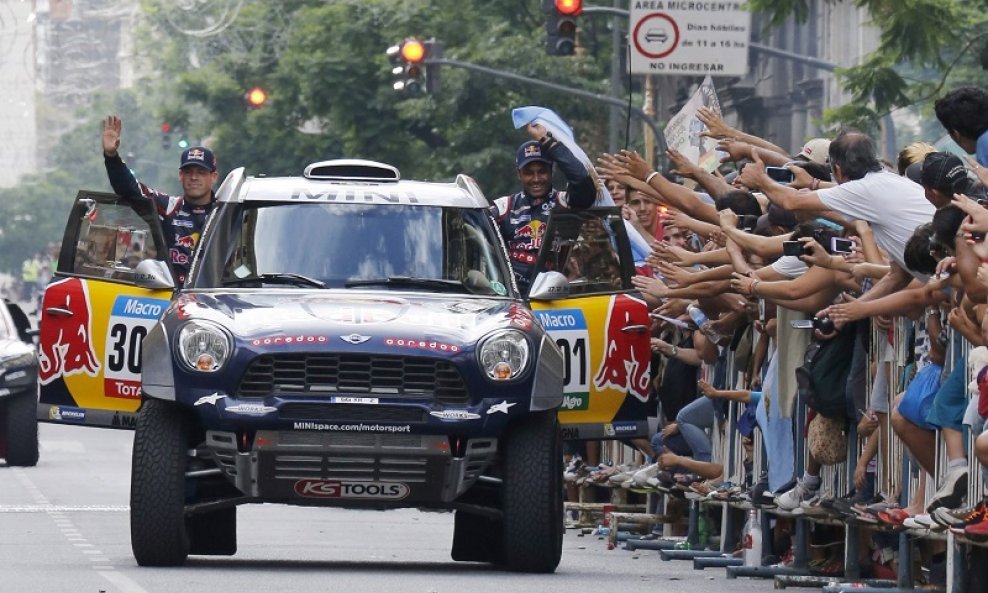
1 424 782 593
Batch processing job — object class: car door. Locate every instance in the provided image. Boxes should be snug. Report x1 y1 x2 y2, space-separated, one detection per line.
38 191 173 429
529 208 652 440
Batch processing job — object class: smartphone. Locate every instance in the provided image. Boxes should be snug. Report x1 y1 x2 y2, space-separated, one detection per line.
782 240 804 257
736 214 759 232
830 237 853 255
765 166 795 184
790 319 814 329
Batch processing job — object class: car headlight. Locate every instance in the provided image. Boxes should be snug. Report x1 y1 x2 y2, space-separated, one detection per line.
176 320 231 372
478 329 530 381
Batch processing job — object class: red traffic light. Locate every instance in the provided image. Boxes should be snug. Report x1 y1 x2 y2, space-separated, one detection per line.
161 122 172 134
245 86 268 108
555 0 582 16
400 39 426 64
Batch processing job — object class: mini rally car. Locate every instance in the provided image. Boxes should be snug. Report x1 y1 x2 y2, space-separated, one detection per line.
0 299 40 467
38 159 652 572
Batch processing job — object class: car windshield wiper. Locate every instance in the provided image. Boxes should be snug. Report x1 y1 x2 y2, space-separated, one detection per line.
224 273 327 288
345 276 470 293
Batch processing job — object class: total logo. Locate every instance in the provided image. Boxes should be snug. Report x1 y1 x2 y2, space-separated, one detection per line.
293 479 410 500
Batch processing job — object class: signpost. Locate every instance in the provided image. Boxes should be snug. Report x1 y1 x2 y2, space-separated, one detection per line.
629 1 751 76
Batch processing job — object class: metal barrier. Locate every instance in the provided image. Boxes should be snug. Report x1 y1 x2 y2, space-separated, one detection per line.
563 307 988 590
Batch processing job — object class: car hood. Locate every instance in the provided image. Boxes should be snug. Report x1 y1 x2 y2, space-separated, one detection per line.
173 290 533 346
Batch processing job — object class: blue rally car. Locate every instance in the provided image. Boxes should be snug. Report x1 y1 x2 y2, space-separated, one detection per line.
39 155 657 572
41 160 567 572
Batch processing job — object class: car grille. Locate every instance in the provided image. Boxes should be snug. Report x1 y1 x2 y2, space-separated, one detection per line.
279 403 426 423
237 353 469 404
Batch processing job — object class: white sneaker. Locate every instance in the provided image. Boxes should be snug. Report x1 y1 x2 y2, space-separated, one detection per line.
632 462 661 488
927 466 968 512
795 494 824 516
775 479 819 512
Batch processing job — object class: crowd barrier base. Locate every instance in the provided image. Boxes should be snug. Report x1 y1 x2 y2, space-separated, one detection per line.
623 537 683 551
773 576 897 589
659 549 722 561
726 564 811 579
821 587 943 593
694 556 743 569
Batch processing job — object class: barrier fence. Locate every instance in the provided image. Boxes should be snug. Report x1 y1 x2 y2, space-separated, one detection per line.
564 310 988 592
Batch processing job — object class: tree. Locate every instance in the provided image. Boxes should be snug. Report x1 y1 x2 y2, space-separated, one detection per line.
135 0 623 198
749 0 988 132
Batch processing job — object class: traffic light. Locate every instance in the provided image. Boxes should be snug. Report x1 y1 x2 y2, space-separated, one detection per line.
177 130 190 150
387 38 427 96
543 0 582 56
245 86 268 109
161 122 172 150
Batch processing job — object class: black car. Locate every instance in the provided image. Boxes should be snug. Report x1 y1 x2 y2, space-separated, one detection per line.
0 299 40 467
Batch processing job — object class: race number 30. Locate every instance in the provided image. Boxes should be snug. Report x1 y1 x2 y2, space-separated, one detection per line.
103 296 169 399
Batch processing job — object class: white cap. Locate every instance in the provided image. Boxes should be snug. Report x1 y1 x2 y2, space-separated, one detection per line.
797 138 831 165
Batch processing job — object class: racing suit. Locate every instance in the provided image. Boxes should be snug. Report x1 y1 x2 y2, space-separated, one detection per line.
104 154 214 286
491 135 597 294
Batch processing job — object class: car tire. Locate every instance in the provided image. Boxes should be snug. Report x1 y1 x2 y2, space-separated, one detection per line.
130 398 192 566
188 507 237 556
4 392 39 467
500 410 563 573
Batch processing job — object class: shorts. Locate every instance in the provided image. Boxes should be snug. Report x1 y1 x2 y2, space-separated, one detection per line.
869 340 892 414
897 363 942 430
925 359 966 431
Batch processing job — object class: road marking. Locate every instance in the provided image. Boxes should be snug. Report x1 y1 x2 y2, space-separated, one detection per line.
13 468 150 593
0 505 129 512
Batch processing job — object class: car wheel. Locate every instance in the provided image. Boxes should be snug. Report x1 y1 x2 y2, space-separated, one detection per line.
130 398 192 566
500 410 563 573
188 507 237 556
4 393 39 467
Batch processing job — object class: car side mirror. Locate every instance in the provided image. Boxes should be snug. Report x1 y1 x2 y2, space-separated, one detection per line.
528 271 570 301
134 259 176 290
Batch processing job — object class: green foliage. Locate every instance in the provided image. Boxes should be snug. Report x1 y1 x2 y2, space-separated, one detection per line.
750 0 988 130
0 0 628 273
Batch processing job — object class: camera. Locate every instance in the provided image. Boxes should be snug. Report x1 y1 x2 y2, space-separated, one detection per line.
830 237 853 255
765 166 795 184
782 240 806 257
789 316 836 333
736 214 759 232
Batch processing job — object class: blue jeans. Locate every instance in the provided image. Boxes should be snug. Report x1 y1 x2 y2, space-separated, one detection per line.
676 396 715 462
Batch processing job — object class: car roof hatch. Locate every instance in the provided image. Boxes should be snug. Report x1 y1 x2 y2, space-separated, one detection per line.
303 159 400 182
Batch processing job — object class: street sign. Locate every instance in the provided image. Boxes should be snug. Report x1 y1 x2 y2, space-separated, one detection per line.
629 2 751 76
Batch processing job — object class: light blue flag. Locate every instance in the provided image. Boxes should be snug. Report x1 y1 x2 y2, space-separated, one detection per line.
512 106 653 266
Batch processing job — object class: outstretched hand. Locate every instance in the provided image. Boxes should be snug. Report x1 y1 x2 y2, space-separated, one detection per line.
102 115 122 157
697 106 734 140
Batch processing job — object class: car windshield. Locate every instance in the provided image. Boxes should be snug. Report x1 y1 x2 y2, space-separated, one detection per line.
193 202 511 295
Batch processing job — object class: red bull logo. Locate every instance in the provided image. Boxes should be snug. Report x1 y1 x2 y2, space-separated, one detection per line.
174 233 198 249
593 293 651 402
514 220 545 250
38 278 101 385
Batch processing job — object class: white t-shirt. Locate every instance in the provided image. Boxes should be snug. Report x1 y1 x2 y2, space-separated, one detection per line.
817 171 935 275
771 256 808 279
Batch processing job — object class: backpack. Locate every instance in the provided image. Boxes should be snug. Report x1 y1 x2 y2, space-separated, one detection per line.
794 323 857 419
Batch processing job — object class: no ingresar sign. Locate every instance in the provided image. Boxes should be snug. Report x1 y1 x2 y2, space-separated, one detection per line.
629 1 752 76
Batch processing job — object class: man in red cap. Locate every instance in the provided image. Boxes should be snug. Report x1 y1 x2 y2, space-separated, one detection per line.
101 115 218 286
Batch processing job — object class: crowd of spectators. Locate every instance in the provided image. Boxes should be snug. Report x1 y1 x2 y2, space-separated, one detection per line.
562 85 988 582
